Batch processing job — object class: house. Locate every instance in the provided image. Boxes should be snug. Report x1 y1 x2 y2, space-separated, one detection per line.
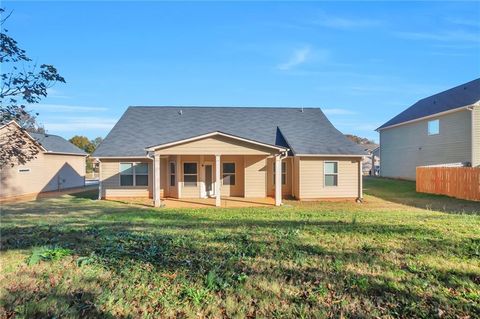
361 143 380 176
377 78 480 180
0 121 87 201
92 106 366 207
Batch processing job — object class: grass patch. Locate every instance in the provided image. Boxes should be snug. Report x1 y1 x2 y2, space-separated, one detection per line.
0 178 479 318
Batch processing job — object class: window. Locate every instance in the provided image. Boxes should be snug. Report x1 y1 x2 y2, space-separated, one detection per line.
324 162 338 187
428 119 439 135
222 163 236 185
135 163 148 186
183 163 198 187
120 162 149 186
169 162 176 187
18 168 30 173
273 162 287 185
120 163 134 186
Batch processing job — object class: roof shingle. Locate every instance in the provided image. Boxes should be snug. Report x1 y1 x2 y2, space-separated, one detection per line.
93 106 365 157
378 78 480 130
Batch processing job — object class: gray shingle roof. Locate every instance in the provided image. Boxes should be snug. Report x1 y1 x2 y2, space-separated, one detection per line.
378 78 480 130
93 106 365 157
29 132 87 155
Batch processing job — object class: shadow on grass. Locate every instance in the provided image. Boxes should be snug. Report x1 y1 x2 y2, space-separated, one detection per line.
364 177 480 214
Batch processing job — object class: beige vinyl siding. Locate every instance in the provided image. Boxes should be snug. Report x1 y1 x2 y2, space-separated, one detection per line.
179 155 201 198
293 157 300 199
244 156 267 198
266 157 293 197
380 109 472 180
220 155 245 197
100 158 165 198
156 135 273 155
298 157 359 199
1 152 85 198
473 105 480 167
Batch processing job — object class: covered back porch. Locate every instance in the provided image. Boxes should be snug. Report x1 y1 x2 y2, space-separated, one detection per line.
148 132 289 207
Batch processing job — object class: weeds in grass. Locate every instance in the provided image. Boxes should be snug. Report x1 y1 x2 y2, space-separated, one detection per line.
27 246 72 265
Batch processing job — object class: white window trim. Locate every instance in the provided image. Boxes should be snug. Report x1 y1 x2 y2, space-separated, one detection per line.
119 162 149 187
169 161 176 187
273 161 287 185
428 119 440 136
183 162 198 187
324 161 339 187
222 162 236 186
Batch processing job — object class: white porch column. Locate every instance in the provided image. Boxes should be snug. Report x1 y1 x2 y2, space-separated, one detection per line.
275 155 282 206
154 154 161 207
177 155 182 198
215 154 221 207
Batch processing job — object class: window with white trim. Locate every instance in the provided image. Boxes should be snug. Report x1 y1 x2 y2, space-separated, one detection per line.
18 168 31 173
183 163 198 187
324 162 338 187
222 162 236 185
134 163 148 186
169 162 176 187
428 119 439 135
120 163 134 186
273 162 287 185
120 163 149 186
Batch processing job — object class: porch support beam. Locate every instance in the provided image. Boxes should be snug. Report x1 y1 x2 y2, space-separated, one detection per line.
275 155 282 206
215 154 221 207
154 154 161 207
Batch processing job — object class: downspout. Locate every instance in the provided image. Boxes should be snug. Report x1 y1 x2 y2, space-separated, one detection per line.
467 106 475 166
357 156 364 203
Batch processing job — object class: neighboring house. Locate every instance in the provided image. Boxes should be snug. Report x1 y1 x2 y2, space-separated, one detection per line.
361 143 380 175
377 78 480 180
92 106 366 207
0 121 87 200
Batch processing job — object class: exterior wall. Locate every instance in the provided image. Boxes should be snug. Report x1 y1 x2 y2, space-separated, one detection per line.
380 109 473 180
220 155 245 197
100 158 165 198
244 155 267 198
293 157 300 199
178 155 246 198
297 157 360 199
266 157 293 197
1 152 86 198
473 105 480 167
157 135 273 155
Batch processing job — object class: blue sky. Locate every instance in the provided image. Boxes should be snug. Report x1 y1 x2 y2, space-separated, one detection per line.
4 1 480 142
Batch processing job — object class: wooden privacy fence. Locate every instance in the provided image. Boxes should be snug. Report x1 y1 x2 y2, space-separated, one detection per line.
416 166 480 201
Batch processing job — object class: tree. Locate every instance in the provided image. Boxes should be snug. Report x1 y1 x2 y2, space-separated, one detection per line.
92 137 103 148
69 136 95 154
0 8 65 168
344 134 375 145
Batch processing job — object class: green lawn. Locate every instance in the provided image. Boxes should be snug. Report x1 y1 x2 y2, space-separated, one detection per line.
1 178 479 318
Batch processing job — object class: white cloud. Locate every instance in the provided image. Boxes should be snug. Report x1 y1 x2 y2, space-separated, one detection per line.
30 104 109 112
43 117 117 132
313 13 382 29
323 108 357 115
395 30 480 43
446 17 480 28
46 88 70 99
277 47 312 70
